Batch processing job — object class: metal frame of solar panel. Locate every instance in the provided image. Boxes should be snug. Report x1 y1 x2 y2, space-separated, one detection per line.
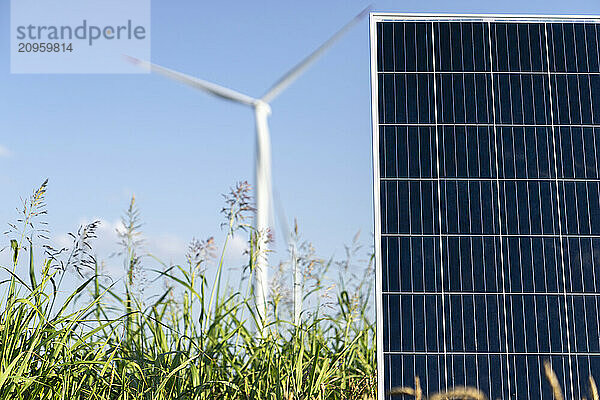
370 13 600 400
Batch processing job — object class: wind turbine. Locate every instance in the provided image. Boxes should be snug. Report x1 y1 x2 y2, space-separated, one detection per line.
127 7 369 327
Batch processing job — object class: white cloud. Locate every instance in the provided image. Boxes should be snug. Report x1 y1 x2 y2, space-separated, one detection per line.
146 233 188 261
55 218 123 252
53 218 196 273
53 218 124 277
50 218 257 294
0 145 10 158
224 233 249 264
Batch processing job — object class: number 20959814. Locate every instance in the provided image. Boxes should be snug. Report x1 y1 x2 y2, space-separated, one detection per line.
18 43 73 53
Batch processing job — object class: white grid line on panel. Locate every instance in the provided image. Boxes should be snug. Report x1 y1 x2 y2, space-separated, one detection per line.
381 178 600 182
454 23 468 383
587 24 600 355
447 27 457 380
570 25 591 391
382 234 600 238
469 24 483 384
371 14 600 24
431 21 450 388
515 26 535 387
545 22 576 399
573 23 593 395
474 54 493 393
382 351 600 356
460 24 472 382
380 123 600 127
488 21 513 398
418 24 431 388
378 71 600 75
566 25 584 396
535 48 558 365
382 291 600 296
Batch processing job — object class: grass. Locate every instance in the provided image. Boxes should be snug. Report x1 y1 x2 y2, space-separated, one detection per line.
0 180 376 399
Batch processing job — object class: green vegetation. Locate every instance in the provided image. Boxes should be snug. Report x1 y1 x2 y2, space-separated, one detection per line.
0 180 376 399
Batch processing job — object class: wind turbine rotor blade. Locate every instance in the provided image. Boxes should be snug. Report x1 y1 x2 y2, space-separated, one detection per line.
260 5 371 103
125 56 258 106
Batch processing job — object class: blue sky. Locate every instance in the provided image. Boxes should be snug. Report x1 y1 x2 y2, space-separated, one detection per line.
1 0 598 284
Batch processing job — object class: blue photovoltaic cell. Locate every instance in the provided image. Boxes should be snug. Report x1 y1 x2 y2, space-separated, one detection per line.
372 17 600 400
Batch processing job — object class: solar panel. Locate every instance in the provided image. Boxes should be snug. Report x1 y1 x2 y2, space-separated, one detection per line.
370 14 600 400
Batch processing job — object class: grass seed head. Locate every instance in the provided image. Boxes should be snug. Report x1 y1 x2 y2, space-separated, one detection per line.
544 360 564 400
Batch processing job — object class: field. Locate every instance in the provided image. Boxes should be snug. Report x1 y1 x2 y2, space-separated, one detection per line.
0 180 376 399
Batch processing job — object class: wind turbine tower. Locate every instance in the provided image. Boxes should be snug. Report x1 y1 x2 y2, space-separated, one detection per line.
128 7 369 327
